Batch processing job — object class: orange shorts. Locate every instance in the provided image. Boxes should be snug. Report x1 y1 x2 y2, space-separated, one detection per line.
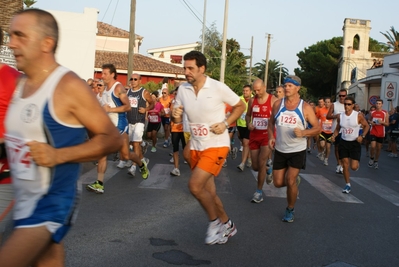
190 147 229 176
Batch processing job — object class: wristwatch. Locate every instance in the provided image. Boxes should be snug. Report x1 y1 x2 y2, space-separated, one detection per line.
361 135 365 138
223 120 229 128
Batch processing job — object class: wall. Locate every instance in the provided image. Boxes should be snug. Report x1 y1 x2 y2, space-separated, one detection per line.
49 8 98 80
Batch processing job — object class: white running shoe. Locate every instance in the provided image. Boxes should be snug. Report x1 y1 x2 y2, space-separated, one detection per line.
170 157 174 163
239 146 243 152
117 160 127 169
217 220 237 244
128 165 136 176
237 163 244 172
323 158 328 166
205 219 222 245
246 158 252 168
170 168 180 176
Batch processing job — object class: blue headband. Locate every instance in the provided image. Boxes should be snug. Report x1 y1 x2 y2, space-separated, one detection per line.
284 78 300 86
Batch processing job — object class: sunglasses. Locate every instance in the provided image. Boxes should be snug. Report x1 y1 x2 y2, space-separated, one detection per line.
162 92 167 94
344 103 353 106
131 78 138 81
97 84 103 87
339 95 347 97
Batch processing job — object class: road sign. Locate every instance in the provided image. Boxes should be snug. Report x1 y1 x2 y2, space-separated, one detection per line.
385 81 397 100
369 95 379 105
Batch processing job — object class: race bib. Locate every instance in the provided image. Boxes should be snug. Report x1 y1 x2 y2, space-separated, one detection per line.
342 128 354 135
240 112 246 120
4 134 36 181
148 115 159 123
164 108 170 115
189 123 210 141
278 115 297 128
322 120 332 132
252 105 260 113
129 96 138 108
253 117 268 130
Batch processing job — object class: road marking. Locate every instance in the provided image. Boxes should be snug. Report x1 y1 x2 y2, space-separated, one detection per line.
215 168 233 194
79 160 120 184
301 174 363 204
351 177 399 206
251 170 286 198
139 164 175 189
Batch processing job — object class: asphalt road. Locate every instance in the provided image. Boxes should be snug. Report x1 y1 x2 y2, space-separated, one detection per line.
64 140 399 267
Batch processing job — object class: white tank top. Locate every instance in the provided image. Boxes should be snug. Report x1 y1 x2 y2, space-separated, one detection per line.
274 99 307 153
102 81 121 126
340 110 360 141
332 101 345 133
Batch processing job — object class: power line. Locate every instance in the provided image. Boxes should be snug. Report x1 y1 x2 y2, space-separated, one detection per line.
180 0 203 25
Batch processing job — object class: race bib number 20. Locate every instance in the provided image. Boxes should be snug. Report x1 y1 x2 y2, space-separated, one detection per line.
4 134 36 181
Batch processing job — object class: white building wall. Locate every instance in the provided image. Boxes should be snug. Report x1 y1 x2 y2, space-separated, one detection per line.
48 8 98 80
380 54 399 111
96 36 140 54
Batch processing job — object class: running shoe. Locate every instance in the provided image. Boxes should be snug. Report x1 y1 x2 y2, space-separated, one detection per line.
266 159 273 168
251 191 263 203
222 159 227 168
307 148 311 154
388 153 398 158
170 168 180 176
163 141 168 148
339 165 343 174
140 161 150 179
246 158 252 168
237 163 244 172
151 147 157 153
239 146 243 152
316 152 322 160
368 159 374 167
323 158 328 166
320 153 325 161
141 141 148 155
266 166 273 185
143 157 150 166
218 220 237 244
170 157 174 163
231 147 238 160
128 165 136 177
296 175 301 187
335 165 341 173
374 162 379 169
169 152 173 156
282 207 295 223
117 160 127 169
205 219 222 245
342 185 351 194
86 181 104 194
125 160 133 168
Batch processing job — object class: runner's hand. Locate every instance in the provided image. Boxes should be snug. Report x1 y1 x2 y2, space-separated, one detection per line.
27 141 58 167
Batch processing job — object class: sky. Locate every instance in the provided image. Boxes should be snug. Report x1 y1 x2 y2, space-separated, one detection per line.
34 0 399 74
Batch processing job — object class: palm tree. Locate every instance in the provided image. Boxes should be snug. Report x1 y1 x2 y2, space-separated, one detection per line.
24 0 37 8
380 26 399 52
253 59 288 89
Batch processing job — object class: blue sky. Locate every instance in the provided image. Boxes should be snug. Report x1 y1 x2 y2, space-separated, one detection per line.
35 0 399 73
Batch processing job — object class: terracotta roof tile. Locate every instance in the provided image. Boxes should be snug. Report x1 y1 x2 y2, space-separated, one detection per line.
95 51 184 75
97 21 142 39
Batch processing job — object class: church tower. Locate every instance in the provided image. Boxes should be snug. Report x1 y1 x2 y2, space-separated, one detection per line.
337 18 374 92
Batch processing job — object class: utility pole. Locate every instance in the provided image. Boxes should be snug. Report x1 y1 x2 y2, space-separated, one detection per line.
248 36 253 84
201 0 207 54
278 64 283 85
127 0 136 82
220 0 229 83
263 33 271 89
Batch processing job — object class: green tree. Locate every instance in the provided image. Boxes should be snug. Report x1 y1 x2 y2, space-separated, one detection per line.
295 36 387 98
380 26 399 52
253 59 288 89
24 0 37 8
196 24 248 93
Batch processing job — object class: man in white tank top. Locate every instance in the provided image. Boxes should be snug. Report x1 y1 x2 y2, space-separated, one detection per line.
331 97 369 194
327 89 347 174
268 75 320 223
0 9 122 266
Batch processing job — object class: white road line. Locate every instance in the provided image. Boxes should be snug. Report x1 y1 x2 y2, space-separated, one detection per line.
79 160 120 184
138 164 175 189
251 170 287 198
351 177 399 206
301 174 363 204
215 168 233 194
